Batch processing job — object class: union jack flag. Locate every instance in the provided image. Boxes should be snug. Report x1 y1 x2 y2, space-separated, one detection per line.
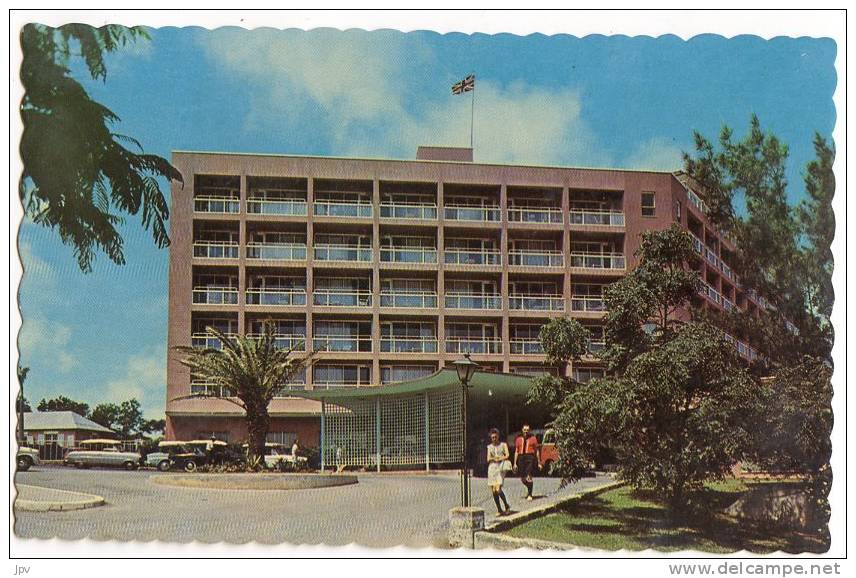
451 74 475 95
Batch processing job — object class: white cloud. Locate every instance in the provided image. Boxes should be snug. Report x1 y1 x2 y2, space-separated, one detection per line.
102 347 166 419
198 29 611 168
622 136 685 172
18 314 78 373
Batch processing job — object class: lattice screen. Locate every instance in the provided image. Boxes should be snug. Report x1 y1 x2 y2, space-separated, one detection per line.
320 388 463 470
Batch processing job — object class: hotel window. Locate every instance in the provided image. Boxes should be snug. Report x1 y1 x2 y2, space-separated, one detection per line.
674 200 682 222
642 192 656 217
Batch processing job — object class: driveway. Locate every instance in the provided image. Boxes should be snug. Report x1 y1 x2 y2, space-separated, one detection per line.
14 466 612 547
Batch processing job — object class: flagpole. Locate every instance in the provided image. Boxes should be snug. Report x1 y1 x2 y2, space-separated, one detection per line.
469 73 475 150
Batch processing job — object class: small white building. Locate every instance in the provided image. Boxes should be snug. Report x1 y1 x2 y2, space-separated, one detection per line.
22 411 116 449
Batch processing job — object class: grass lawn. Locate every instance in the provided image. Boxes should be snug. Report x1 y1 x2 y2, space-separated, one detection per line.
506 481 828 553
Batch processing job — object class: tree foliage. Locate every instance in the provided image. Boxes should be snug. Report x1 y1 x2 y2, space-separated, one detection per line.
173 322 310 461
37 395 90 416
90 399 148 438
20 23 182 272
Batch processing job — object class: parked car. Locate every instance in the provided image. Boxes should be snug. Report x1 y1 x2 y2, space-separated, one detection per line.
63 439 141 470
506 428 559 476
16 447 40 471
243 443 309 470
146 440 227 472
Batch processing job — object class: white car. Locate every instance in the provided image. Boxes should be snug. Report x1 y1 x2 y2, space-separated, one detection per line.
244 443 308 469
63 439 141 470
16 447 40 471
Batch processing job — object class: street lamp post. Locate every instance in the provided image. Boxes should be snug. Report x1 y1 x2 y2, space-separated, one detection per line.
453 354 479 507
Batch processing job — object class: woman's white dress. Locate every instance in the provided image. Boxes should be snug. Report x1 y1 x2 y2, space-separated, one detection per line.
486 442 509 487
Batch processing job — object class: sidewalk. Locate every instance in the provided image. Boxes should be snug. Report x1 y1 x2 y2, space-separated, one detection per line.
14 484 106 512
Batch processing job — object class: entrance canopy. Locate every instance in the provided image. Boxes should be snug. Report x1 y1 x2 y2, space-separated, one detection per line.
291 369 537 472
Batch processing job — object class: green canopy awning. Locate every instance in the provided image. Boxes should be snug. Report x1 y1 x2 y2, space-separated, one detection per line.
291 368 534 403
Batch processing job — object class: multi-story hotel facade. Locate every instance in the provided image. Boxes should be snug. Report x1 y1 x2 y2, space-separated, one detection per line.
164 147 763 444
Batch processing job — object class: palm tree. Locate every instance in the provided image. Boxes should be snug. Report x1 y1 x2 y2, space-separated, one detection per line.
173 322 310 461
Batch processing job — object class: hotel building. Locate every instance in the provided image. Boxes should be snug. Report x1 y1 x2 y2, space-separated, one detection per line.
164 147 763 443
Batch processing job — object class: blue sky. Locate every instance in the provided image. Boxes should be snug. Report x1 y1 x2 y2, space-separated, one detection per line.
17 28 836 419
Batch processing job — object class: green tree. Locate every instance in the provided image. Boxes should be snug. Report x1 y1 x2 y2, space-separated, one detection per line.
532 227 761 513
20 23 182 272
37 395 90 416
89 402 120 431
173 322 310 461
141 418 166 435
89 399 148 438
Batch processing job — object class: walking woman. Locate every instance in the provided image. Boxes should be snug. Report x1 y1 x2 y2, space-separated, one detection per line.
486 428 511 515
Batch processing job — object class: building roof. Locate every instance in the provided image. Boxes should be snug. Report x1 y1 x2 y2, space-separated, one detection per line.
22 411 115 433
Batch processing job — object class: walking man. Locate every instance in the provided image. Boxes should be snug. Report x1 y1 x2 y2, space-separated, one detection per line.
513 424 541 500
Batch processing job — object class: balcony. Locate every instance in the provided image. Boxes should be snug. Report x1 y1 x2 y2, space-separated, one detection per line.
246 243 307 261
191 333 237 349
509 294 564 311
194 196 240 214
314 244 372 263
445 338 503 355
570 295 607 313
313 335 372 353
586 340 606 356
380 247 437 264
190 382 234 397
508 207 562 224
313 200 372 218
245 289 307 307
246 197 307 216
192 287 239 305
246 333 306 351
569 209 625 227
313 290 372 307
445 293 502 310
444 205 500 222
193 241 239 259
508 251 563 268
380 292 438 308
509 340 544 355
380 203 437 220
691 236 704 255
705 284 723 306
686 188 709 214
570 253 626 270
443 249 501 266
380 336 439 353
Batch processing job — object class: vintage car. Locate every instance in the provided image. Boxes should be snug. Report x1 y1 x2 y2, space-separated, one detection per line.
242 442 309 470
63 439 142 470
146 440 236 472
16 447 40 471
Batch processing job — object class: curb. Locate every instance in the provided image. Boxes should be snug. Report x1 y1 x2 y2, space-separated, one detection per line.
482 479 626 534
476 531 598 551
14 484 106 512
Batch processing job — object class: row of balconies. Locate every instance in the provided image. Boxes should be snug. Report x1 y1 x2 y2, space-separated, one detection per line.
691 235 739 285
192 241 626 270
190 332 606 357
191 288 607 313
193 196 625 226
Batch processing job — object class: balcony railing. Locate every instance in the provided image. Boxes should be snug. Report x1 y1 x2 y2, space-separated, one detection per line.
191 333 237 349
380 203 437 220
509 340 544 355
313 335 373 352
190 382 235 397
192 287 239 305
722 297 735 312
445 338 503 355
194 196 240 214
193 241 239 259
443 249 501 266
570 252 626 270
380 292 438 308
692 236 704 255
569 209 625 227
313 290 372 307
314 244 372 262
246 243 307 261
245 289 307 306
312 381 369 390
246 198 307 216
445 293 502 310
570 295 607 312
246 333 306 351
586 340 606 356
313 200 372 218
508 251 564 267
686 188 709 214
509 295 564 311
380 247 438 264
380 337 439 353
444 205 500 222
705 284 723 306
507 207 562 224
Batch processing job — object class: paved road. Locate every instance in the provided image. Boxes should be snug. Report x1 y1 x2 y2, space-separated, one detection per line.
14 466 612 547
